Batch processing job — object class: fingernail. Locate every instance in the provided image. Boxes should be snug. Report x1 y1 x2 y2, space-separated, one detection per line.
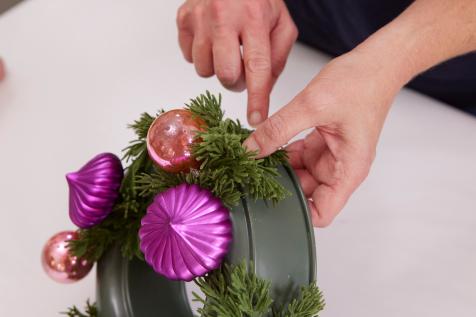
243 136 260 154
248 111 262 127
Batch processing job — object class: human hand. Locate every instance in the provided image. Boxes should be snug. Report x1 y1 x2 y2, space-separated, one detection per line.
176 0 298 126
243 51 408 227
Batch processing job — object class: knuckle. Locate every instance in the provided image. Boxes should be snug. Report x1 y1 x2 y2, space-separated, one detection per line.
192 3 205 20
193 37 208 49
211 23 229 38
246 54 271 73
244 0 267 20
259 112 287 144
299 86 339 117
216 67 239 86
209 0 226 21
176 5 189 29
196 66 214 78
296 90 320 115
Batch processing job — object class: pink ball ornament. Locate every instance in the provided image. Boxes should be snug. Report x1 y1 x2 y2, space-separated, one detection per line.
41 231 93 283
147 109 206 173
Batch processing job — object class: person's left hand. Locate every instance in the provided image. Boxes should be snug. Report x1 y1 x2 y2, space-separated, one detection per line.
243 50 407 227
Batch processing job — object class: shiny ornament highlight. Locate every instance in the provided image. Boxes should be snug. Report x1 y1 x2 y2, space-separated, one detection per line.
41 231 93 283
139 183 232 281
66 153 123 228
146 109 206 173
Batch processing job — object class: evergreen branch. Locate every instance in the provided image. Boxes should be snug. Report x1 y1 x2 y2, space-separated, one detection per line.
135 167 183 197
194 262 324 317
275 283 325 317
192 119 290 206
127 111 162 140
263 149 289 168
186 91 224 127
193 262 273 317
61 300 97 317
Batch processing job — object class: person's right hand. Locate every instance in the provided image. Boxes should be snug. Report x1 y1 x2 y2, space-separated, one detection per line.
176 0 298 126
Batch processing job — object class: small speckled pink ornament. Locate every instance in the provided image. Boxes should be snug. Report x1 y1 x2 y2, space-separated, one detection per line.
147 109 206 173
41 231 93 283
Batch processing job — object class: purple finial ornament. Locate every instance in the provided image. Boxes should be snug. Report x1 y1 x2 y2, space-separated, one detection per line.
66 153 123 228
139 183 232 281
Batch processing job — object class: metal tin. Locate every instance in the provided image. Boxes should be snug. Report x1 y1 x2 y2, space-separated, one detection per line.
97 165 316 316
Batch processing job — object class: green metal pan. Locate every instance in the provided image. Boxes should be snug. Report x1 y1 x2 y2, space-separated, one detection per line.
96 165 316 316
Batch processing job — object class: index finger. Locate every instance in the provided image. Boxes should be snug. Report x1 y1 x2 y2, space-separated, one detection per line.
241 28 272 127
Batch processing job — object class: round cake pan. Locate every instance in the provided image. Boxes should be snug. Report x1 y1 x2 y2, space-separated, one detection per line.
96 165 316 316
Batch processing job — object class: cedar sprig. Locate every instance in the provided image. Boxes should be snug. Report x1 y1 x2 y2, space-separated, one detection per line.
127 111 162 140
61 300 97 317
135 166 183 198
193 262 273 317
185 91 224 127
192 120 290 205
274 283 325 317
68 207 144 261
193 262 325 317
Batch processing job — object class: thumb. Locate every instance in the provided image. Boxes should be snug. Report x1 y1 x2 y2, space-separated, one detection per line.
243 96 315 158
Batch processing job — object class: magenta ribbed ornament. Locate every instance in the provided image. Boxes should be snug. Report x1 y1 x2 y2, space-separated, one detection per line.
139 183 232 281
66 153 123 228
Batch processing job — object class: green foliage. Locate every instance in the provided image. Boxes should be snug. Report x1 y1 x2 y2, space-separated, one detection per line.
69 91 289 261
137 92 290 207
185 91 224 127
194 262 273 317
275 283 325 317
62 300 97 317
193 262 325 317
192 121 289 206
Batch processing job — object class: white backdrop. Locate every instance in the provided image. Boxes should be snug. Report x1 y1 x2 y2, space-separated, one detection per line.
0 0 475 316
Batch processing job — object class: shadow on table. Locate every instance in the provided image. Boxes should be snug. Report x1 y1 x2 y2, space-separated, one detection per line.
0 0 23 15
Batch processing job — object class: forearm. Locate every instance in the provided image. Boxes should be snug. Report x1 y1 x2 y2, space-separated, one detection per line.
354 0 476 87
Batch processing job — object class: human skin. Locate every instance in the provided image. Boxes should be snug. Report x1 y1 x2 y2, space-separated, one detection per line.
177 0 476 227
0 57 5 81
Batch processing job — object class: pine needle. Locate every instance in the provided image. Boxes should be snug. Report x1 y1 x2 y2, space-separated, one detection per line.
61 300 97 317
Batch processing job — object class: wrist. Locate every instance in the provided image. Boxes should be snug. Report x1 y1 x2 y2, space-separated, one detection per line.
354 0 476 87
351 28 420 90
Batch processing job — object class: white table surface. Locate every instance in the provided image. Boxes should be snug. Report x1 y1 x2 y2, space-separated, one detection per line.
1 0 475 316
